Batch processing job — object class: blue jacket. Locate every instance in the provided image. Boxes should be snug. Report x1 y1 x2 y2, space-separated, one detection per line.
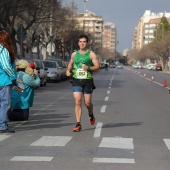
10 71 40 109
0 45 17 87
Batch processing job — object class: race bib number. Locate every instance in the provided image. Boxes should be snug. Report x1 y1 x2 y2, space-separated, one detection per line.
76 69 87 79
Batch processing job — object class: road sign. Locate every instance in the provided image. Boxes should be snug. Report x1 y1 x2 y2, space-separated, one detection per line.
17 24 26 42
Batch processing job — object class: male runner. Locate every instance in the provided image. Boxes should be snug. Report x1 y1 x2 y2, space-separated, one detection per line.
66 34 100 132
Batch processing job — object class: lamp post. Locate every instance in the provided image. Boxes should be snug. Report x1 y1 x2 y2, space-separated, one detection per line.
83 0 89 33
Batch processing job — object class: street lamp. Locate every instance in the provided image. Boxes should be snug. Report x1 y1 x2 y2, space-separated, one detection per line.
83 0 89 32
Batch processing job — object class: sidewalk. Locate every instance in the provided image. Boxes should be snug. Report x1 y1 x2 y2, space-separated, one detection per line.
162 70 170 74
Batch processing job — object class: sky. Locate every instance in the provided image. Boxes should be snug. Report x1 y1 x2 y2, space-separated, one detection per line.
63 0 170 53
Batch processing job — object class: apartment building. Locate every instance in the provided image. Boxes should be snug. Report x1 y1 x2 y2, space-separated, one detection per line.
102 22 117 53
132 10 170 49
75 10 103 52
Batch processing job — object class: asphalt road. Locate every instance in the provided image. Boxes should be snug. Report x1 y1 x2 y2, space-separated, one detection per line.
1 66 170 170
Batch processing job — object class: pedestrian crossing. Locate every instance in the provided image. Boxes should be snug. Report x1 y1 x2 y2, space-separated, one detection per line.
30 136 72 146
93 137 135 164
0 135 11 142
1 135 170 163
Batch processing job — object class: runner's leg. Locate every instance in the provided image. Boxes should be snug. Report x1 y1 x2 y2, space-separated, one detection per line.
73 92 83 123
84 94 93 114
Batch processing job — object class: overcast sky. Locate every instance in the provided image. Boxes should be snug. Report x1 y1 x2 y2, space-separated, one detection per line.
63 0 170 53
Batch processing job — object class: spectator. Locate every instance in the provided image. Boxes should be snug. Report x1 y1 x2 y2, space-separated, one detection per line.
0 30 16 133
8 60 40 121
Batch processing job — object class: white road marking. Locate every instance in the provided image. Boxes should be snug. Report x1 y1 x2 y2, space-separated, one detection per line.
11 156 53 162
107 90 110 94
30 136 72 146
100 105 106 113
99 137 134 149
109 86 111 89
94 137 135 164
163 139 170 150
93 158 135 164
111 74 115 81
104 96 109 101
93 122 103 138
0 135 11 142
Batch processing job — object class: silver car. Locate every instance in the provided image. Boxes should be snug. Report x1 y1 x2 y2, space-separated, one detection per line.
42 60 62 82
34 59 48 86
45 58 67 81
117 63 123 69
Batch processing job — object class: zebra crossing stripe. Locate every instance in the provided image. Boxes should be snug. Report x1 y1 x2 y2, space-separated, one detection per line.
93 158 135 164
93 137 135 164
99 137 134 149
11 156 53 162
163 139 170 150
0 135 11 142
30 136 72 146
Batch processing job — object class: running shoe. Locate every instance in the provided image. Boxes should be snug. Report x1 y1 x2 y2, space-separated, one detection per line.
89 116 95 125
73 124 82 132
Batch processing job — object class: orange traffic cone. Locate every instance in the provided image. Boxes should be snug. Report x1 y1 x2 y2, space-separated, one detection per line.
144 74 146 78
163 79 167 87
151 76 154 81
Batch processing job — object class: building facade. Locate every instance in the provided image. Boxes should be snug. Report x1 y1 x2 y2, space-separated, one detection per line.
102 22 117 53
75 10 103 52
132 10 170 50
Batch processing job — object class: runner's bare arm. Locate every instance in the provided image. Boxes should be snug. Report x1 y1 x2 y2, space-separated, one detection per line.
66 52 76 76
82 51 100 71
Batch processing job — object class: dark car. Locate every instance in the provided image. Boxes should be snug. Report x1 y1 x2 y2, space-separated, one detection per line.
156 63 162 71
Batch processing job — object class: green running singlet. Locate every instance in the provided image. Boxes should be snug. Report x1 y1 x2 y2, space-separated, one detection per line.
73 50 94 79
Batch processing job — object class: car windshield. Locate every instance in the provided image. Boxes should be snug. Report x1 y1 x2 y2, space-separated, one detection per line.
35 61 43 69
43 61 56 68
55 59 62 67
24 58 33 63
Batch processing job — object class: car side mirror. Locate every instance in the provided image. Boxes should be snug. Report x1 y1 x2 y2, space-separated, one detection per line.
45 68 48 70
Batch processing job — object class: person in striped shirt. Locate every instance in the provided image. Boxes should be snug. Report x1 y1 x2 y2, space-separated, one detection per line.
0 30 17 133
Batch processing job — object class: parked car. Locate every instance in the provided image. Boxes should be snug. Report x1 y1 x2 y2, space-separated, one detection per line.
100 62 105 69
34 59 48 86
155 63 162 71
42 60 62 82
117 63 123 69
146 63 156 70
45 58 67 81
132 64 139 69
109 63 116 68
